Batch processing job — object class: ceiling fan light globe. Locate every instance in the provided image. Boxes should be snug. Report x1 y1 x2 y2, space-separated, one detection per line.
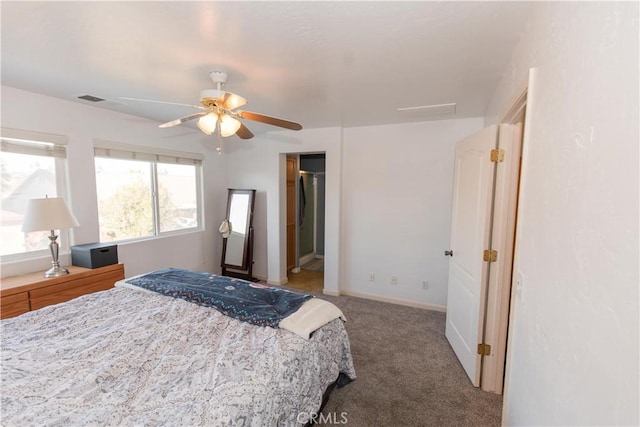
220 115 242 137
197 113 218 135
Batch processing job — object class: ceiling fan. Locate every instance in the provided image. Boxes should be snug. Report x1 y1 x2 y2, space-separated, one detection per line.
122 71 303 153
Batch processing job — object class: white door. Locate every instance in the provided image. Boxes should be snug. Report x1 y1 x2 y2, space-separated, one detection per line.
445 125 497 387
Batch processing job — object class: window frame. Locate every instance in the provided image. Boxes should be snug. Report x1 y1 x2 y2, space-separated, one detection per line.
0 127 73 262
93 140 204 244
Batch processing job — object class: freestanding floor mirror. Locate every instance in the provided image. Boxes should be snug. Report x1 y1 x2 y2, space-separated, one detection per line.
221 189 256 281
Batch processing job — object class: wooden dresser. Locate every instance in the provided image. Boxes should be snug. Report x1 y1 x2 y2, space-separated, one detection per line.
0 263 125 319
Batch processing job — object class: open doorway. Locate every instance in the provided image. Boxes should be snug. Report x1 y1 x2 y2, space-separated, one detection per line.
286 153 326 293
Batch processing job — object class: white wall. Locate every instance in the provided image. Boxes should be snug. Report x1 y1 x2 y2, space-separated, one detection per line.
224 127 344 295
224 118 483 308
485 2 639 426
1 86 227 278
3 86 478 312
342 119 483 309
219 137 271 280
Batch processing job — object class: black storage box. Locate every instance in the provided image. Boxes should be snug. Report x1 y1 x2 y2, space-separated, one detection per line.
71 243 118 269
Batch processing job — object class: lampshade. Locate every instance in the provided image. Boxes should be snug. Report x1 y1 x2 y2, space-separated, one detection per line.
220 115 242 137
197 113 218 135
21 198 79 232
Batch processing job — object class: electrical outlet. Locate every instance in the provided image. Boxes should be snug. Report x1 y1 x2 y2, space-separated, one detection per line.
390 276 398 286
422 281 429 290
369 273 376 282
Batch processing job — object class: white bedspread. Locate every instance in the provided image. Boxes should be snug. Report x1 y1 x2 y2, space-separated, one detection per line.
1 286 356 426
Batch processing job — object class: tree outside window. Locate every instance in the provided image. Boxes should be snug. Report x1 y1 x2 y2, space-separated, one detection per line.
95 157 199 243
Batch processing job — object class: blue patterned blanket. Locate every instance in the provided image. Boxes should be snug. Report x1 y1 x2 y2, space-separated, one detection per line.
125 268 313 328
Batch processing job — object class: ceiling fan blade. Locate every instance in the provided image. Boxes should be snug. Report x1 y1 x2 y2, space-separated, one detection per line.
237 111 302 131
220 92 247 110
235 123 254 139
120 97 206 110
159 112 207 128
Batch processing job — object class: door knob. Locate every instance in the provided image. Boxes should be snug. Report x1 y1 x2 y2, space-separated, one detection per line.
444 250 453 257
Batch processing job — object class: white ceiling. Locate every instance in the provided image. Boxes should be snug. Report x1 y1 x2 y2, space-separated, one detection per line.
1 1 534 135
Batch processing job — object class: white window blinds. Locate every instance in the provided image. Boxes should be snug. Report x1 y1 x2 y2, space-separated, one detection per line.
1 128 67 157
94 140 203 166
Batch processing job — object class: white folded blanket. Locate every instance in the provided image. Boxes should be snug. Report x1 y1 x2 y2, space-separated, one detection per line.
279 298 346 340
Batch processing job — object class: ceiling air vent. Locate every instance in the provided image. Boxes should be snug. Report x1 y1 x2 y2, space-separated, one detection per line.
77 94 105 102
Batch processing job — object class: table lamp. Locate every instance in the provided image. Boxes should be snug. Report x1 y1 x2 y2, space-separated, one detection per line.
21 197 80 278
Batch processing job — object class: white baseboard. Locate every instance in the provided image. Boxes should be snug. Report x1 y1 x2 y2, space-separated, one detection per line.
337 289 447 312
299 253 316 266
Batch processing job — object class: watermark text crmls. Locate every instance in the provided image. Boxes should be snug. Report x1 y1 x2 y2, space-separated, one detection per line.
296 411 348 425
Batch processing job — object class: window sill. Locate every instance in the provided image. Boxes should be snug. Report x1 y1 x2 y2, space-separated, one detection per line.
101 228 206 247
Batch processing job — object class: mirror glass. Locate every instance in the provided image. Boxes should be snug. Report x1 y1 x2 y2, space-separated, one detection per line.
224 193 250 267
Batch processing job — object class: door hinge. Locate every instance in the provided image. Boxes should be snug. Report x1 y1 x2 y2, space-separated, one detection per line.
477 343 492 356
490 149 505 163
483 249 498 262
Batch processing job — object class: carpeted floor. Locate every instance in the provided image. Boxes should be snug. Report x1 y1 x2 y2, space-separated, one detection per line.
312 293 503 427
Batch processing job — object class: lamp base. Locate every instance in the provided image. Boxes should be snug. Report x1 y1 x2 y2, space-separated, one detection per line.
43 231 69 278
44 265 70 278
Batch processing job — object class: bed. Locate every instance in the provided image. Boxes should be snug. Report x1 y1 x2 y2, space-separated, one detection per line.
1 268 356 426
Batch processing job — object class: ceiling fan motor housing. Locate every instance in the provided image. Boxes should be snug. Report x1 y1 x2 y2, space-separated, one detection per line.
201 71 228 106
200 89 225 106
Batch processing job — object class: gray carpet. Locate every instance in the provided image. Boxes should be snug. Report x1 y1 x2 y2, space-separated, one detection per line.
316 293 503 427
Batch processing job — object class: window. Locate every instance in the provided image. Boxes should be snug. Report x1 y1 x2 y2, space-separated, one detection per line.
94 141 203 243
0 128 69 257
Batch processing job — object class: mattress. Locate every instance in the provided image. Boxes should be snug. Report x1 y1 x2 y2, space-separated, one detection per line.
1 283 356 426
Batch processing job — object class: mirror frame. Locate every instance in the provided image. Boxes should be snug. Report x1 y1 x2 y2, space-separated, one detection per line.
221 189 256 280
